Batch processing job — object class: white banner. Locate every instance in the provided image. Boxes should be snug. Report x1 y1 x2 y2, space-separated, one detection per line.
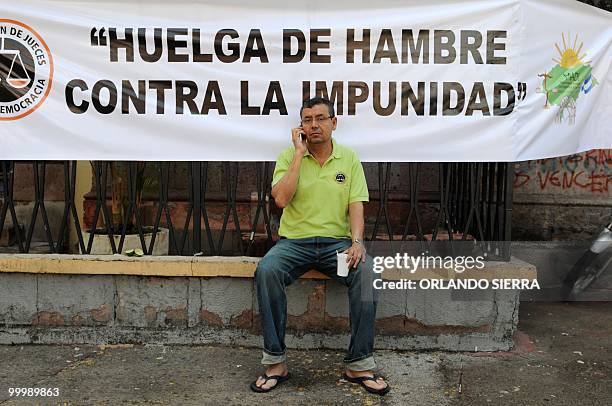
0 0 610 161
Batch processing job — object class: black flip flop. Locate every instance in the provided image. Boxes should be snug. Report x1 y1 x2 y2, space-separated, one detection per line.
250 372 290 393
342 373 390 396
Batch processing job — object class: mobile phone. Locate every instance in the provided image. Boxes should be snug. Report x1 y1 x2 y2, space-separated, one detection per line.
300 133 306 141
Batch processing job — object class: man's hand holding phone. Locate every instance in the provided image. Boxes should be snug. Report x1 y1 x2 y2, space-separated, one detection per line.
292 127 308 157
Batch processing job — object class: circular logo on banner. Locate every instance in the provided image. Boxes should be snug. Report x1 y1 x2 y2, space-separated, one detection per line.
0 19 53 121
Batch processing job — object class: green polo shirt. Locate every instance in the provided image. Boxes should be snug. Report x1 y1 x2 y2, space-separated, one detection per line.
272 138 369 239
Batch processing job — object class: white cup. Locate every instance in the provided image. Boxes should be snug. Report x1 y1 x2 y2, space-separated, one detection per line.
336 251 350 277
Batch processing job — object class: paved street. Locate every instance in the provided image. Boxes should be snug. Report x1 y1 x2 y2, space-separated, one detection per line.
1 302 611 405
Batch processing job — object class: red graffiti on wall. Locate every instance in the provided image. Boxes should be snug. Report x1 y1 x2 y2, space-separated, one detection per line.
514 149 611 193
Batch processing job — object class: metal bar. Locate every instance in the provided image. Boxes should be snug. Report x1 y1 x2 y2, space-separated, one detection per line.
480 163 489 240
56 161 85 252
461 165 475 241
180 163 194 255
24 162 40 252
448 163 458 234
56 161 72 252
0 162 7 240
455 163 464 233
370 163 384 241
246 162 273 255
383 163 394 241
163 162 180 254
117 162 147 254
192 162 202 254
133 162 148 252
85 163 99 253
149 162 163 255
402 163 424 241
458 163 468 236
246 163 260 256
68 161 85 254
102 162 118 253
370 163 394 242
217 163 231 255
25 161 56 253
473 164 486 242
117 163 131 253
414 163 424 240
494 162 504 245
86 162 103 253
487 163 496 241
37 162 56 252
200 162 215 255
490 163 502 256
442 163 454 248
449 164 458 237
431 163 445 242
0 161 25 251
98 162 117 254
151 162 180 255
217 162 243 255
400 163 426 254
482 162 493 254
136 162 149 252
262 162 274 246
231 163 244 255
503 163 514 261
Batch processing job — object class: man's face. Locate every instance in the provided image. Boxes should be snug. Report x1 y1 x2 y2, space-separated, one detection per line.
300 104 337 144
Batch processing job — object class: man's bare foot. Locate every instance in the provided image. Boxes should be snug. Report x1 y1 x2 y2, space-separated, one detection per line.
253 362 289 391
344 369 389 392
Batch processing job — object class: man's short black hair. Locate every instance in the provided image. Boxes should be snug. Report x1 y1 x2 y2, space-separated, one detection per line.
300 97 335 118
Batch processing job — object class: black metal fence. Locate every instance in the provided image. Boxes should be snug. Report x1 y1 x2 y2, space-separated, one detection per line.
0 161 513 260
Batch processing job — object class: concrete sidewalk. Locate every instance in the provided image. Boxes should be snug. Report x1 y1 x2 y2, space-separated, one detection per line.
1 302 611 405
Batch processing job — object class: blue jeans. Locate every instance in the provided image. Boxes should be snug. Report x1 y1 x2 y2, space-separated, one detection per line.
255 237 379 371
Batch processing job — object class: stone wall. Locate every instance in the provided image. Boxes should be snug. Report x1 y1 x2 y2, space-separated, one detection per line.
0 255 533 351
513 149 611 240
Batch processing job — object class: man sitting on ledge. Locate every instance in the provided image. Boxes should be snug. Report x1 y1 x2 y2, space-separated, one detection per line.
250 97 390 396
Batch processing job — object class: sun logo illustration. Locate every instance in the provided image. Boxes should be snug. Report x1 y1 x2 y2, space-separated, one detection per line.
537 33 597 125
553 32 591 69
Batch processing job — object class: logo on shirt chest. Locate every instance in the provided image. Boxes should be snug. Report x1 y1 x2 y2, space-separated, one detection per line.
335 172 347 184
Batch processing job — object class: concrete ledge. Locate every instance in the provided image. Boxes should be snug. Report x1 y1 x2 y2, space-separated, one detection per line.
0 254 537 280
0 255 536 351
